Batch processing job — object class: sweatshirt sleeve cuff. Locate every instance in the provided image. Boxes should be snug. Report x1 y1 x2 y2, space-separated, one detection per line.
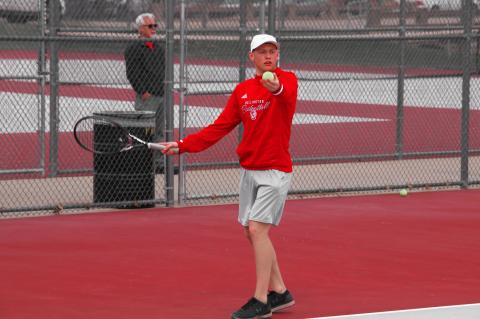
272 83 284 96
176 139 185 154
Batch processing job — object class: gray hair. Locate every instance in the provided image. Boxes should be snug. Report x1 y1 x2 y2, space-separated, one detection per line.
135 13 155 29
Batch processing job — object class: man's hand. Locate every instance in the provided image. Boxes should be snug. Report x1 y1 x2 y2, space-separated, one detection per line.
260 73 280 93
160 141 179 155
142 92 152 101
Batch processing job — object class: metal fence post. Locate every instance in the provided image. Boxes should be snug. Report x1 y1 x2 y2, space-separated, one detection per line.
395 0 406 159
48 0 60 177
267 0 276 36
259 0 265 33
178 0 187 204
460 0 473 188
238 0 248 143
165 0 175 205
38 0 48 176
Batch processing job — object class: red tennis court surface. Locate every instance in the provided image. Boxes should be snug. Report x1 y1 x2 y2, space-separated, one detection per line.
1 189 479 319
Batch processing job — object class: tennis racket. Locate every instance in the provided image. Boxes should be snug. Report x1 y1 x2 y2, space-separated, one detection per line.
73 115 166 154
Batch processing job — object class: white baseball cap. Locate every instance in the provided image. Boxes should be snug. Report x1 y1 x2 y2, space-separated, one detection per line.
250 34 278 52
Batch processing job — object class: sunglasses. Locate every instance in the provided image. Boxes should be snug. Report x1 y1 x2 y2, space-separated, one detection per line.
143 24 158 29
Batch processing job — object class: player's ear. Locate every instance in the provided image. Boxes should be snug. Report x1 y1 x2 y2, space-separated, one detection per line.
248 52 254 62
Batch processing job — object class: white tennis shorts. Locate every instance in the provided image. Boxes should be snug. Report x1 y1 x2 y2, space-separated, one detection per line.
238 168 292 226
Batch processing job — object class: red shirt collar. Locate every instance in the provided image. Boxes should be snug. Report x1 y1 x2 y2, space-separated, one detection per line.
145 41 154 50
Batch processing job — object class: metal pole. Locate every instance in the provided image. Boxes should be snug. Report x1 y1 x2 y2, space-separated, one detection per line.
178 0 187 204
165 0 175 206
395 0 406 159
38 0 47 176
48 0 60 177
238 0 248 142
460 0 473 188
267 0 277 65
279 0 286 30
267 0 276 36
239 1 247 83
259 1 265 33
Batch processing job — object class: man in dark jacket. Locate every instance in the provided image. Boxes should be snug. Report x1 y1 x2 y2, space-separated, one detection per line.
125 13 166 171
125 13 165 112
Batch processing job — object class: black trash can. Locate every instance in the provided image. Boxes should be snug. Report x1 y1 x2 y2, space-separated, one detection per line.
93 111 156 208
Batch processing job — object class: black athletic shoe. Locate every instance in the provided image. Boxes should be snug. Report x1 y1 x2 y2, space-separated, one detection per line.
231 297 272 319
268 289 295 312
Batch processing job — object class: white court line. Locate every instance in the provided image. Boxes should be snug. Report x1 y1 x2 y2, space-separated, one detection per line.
307 303 480 319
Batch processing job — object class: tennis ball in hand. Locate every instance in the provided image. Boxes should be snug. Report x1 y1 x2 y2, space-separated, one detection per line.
262 71 274 81
399 189 408 197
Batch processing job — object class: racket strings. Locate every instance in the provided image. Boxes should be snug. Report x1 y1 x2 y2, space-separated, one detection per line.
75 117 131 154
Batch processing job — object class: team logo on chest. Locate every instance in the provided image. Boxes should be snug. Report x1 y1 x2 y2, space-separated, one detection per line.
241 96 270 121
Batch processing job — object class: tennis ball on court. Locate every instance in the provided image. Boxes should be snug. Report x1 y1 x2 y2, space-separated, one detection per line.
399 189 408 197
262 71 274 81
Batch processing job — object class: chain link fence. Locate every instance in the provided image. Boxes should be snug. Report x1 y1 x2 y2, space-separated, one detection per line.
1 0 479 216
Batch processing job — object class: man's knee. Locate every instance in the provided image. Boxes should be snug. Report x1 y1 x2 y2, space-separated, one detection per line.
247 221 270 239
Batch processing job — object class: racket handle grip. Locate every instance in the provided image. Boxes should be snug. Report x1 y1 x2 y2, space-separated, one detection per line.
147 143 166 151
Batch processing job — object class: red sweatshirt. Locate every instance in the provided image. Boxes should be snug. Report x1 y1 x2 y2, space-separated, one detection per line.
177 67 298 173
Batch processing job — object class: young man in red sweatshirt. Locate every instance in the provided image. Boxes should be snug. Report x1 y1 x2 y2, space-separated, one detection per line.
161 34 297 319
